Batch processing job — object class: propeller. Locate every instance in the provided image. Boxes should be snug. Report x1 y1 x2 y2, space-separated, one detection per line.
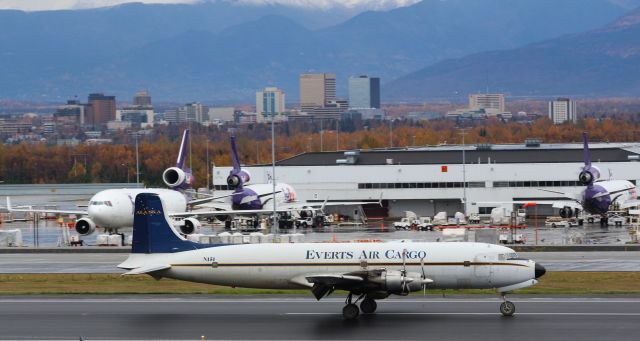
401 248 408 294
421 257 426 296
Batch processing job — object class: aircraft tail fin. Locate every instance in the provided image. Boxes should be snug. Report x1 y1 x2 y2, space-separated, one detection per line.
230 135 241 172
131 193 218 254
583 131 591 167
175 129 190 170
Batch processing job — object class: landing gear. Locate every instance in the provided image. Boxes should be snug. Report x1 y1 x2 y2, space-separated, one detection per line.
342 304 359 320
342 293 369 320
500 294 515 317
360 297 377 314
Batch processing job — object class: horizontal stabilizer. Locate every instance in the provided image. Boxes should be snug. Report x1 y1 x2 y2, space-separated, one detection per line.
122 264 171 276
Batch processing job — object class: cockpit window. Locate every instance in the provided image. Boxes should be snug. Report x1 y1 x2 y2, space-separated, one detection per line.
498 252 519 261
90 201 112 206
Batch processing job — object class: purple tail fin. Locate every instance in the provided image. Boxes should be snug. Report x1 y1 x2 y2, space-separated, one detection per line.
230 135 241 171
176 129 189 169
582 132 591 167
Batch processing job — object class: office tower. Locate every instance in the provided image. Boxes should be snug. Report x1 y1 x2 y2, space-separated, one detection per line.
86 93 116 128
184 102 209 123
133 91 152 108
348 75 380 109
549 98 577 124
299 73 336 111
256 87 286 118
469 94 505 113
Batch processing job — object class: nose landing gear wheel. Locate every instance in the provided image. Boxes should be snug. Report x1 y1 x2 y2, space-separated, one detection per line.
500 301 515 317
360 298 377 314
342 303 360 320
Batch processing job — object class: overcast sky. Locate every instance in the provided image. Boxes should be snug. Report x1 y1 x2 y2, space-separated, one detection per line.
0 0 420 11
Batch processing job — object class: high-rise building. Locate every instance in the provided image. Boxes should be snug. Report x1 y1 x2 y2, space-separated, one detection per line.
549 98 577 124
184 102 209 123
348 75 380 109
256 87 286 122
133 91 152 108
86 93 116 128
469 94 505 114
299 73 336 112
53 100 85 137
164 108 187 124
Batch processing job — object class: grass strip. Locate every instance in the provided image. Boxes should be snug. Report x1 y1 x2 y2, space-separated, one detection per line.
0 272 639 295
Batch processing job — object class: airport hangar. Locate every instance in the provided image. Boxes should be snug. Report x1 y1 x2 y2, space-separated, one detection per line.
212 141 640 219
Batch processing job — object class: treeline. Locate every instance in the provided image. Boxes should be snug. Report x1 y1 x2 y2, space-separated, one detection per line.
1 117 639 188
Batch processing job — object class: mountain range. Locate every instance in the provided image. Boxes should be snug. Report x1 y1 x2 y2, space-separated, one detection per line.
1 0 639 103
385 6 640 101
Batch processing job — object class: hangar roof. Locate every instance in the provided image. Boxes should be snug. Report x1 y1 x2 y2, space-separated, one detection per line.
272 143 640 166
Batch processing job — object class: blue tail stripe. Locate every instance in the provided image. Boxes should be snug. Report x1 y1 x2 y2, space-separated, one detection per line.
132 193 223 253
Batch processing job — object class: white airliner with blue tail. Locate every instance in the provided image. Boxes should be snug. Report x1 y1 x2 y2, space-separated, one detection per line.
119 193 546 319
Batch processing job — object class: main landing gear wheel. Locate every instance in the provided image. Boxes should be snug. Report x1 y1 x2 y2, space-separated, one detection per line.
342 304 360 320
360 298 377 314
500 301 515 317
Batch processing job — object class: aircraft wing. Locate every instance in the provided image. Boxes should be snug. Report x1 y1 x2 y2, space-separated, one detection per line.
620 199 640 209
169 207 311 218
5 197 87 216
183 191 243 207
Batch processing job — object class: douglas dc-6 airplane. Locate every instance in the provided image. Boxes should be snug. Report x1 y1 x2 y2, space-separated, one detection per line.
6 130 219 236
120 193 546 319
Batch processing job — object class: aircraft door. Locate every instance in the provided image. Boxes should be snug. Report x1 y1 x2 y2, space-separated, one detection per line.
473 253 492 283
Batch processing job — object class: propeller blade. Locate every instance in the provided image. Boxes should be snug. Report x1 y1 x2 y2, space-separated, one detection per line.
421 257 426 296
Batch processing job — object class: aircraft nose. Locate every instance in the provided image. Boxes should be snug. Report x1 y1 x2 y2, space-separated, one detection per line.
535 263 546 278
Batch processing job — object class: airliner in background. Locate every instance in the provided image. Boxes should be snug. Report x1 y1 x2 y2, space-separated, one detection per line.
478 132 637 225
541 132 637 224
120 193 546 319
177 136 381 227
6 130 221 236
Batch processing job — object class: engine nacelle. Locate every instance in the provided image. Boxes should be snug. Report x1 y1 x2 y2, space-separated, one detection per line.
227 174 241 188
226 169 251 189
75 218 96 236
299 207 314 219
578 166 600 185
559 206 574 218
381 270 424 295
178 217 201 235
163 167 193 189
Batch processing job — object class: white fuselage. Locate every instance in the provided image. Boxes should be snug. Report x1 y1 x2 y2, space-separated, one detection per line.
593 180 637 202
120 242 536 290
88 189 187 228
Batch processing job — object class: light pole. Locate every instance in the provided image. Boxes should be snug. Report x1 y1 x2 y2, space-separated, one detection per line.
270 111 277 235
320 119 324 152
134 133 140 185
459 128 468 216
389 119 393 148
121 163 130 183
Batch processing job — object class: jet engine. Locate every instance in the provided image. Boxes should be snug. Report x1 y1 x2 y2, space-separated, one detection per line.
226 170 251 189
380 270 424 295
163 167 193 189
178 217 201 235
578 166 600 185
299 207 314 219
75 218 96 235
559 206 574 218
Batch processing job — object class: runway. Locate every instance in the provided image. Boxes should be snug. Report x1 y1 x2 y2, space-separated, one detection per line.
2 251 640 273
0 295 639 340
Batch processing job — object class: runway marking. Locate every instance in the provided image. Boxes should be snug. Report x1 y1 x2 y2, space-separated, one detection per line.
1 298 640 304
286 312 640 316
